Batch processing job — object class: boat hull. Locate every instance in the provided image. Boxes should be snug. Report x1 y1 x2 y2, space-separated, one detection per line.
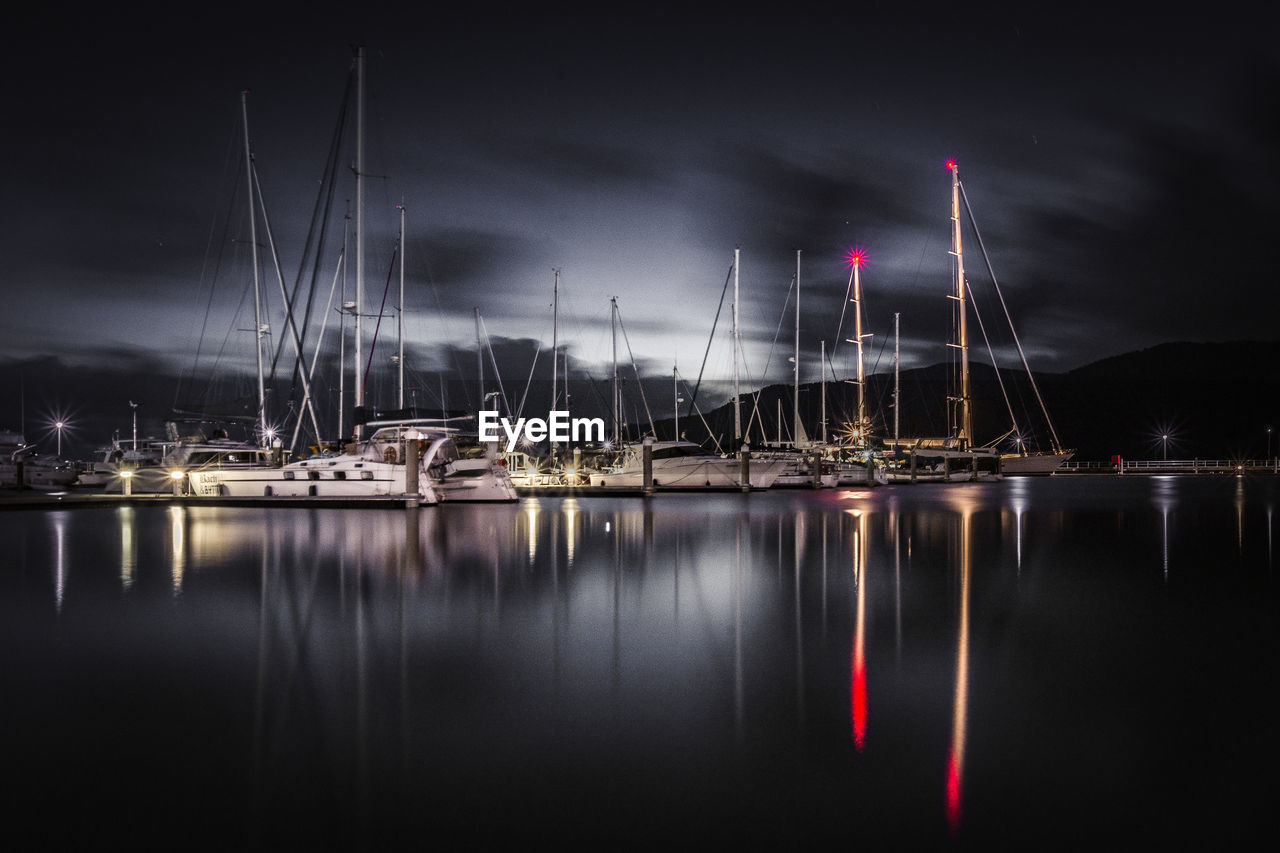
1000 450 1075 476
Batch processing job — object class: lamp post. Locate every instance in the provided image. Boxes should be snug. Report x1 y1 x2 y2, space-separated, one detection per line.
1162 433 1168 461
1268 426 1273 461
54 420 65 457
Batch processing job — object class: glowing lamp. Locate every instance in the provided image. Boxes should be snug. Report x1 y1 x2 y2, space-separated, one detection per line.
170 470 185 480
945 159 957 171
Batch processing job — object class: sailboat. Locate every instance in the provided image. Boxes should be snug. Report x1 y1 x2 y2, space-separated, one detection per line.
947 161 1074 475
883 161 1003 483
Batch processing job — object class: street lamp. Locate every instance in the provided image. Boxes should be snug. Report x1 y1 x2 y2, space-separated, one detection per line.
1162 433 1168 461
54 420 65 458
1268 426 1273 461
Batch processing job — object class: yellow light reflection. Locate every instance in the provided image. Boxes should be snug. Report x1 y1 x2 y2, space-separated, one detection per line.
119 506 136 589
946 506 971 834
522 497 540 566
169 506 186 594
564 497 579 568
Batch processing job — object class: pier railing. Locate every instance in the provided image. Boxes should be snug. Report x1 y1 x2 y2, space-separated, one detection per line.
1059 459 1279 475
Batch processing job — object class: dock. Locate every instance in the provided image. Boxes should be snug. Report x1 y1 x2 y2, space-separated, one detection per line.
1057 459 1279 475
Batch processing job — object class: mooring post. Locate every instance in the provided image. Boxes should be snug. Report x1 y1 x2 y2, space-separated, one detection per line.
739 444 751 492
404 428 420 502
943 454 950 482
642 436 654 495
910 448 918 484
811 451 822 488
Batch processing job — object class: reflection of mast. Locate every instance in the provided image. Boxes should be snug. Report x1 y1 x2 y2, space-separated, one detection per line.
849 509 867 751
946 503 972 834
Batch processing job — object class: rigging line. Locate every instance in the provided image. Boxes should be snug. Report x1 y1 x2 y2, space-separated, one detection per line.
251 163 323 445
959 181 1062 453
614 303 658 438
830 264 855 373
678 373 723 455
363 243 399 398
478 315 512 416
688 262 734 415
180 115 242 411
515 341 542 421
290 245 345 454
270 71 351 371
965 276 1020 445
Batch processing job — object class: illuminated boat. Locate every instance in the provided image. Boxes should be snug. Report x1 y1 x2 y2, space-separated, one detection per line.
588 440 786 489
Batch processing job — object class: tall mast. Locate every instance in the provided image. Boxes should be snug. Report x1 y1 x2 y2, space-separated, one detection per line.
240 90 267 443
793 250 800 445
474 307 483 413
673 365 679 440
338 211 350 441
949 160 971 447
894 312 900 446
353 46 366 439
551 269 559 452
854 257 866 437
397 202 405 411
733 248 741 445
820 340 827 445
611 297 619 446
551 269 559 410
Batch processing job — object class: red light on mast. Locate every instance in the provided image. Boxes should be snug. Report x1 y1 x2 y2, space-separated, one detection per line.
945 159 957 171
844 246 868 268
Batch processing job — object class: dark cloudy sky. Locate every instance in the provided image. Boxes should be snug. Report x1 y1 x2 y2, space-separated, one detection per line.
3 3 1278 449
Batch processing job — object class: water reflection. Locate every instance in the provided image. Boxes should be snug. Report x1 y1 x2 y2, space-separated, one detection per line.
1153 477 1177 581
118 506 136 589
8 477 1277 847
946 495 974 836
848 509 868 751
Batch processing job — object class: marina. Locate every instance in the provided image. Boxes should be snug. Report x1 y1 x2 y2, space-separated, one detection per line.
4 13 1276 850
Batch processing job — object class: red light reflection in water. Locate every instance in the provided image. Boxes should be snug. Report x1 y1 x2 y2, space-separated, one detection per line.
848 511 867 751
946 506 972 837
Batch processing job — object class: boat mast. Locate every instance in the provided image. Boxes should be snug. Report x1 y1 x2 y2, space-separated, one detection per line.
240 90 267 444
551 269 559 453
733 248 741 445
611 297 619 446
474 307 483 414
354 46 366 440
338 211 349 442
820 340 827 445
894 313 900 446
793 250 801 446
397 202 405 411
949 159 972 447
673 365 679 440
853 256 866 438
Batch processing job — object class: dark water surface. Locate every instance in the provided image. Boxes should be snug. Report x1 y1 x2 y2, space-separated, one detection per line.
2 476 1274 848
